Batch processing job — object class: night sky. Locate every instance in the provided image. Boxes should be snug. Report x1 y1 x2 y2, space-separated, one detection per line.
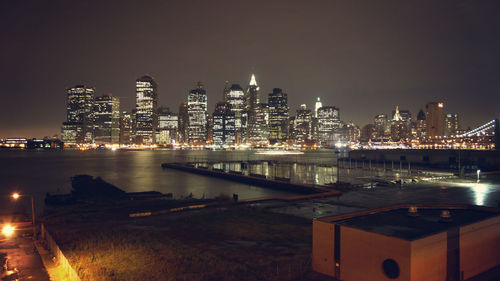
1 0 499 138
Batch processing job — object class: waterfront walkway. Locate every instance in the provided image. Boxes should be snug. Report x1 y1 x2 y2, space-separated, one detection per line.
0 236 50 281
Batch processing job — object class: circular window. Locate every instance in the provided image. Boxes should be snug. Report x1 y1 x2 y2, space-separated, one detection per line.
382 259 400 279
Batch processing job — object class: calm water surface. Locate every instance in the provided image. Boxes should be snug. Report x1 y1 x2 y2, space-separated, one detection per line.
1 149 499 215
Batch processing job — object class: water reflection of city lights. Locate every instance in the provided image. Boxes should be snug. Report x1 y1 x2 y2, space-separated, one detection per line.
255 150 304 155
451 182 492 206
471 183 490 206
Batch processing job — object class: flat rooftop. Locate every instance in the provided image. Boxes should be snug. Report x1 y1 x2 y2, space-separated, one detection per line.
319 205 500 241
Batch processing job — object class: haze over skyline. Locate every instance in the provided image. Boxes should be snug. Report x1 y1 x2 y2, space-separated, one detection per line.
1 0 499 138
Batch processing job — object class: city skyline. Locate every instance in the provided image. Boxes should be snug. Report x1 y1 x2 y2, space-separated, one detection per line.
0 72 493 140
1 0 500 138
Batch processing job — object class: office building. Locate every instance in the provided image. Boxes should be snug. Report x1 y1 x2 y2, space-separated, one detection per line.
317 106 340 147
445 113 459 137
156 107 178 145
415 109 426 138
135 75 158 144
268 88 289 144
187 82 208 144
61 85 95 145
119 111 132 145
251 103 270 146
246 74 260 145
93 94 120 144
294 104 312 144
374 114 390 141
426 102 445 138
212 102 236 147
315 97 322 118
340 121 361 143
178 102 189 144
226 84 246 144
391 106 410 141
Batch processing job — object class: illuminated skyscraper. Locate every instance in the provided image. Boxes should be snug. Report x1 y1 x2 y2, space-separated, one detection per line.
374 114 390 141
212 102 235 147
390 106 409 141
246 74 260 145
444 113 459 137
415 109 426 138
178 102 189 144
226 84 246 144
317 106 340 147
119 111 132 145
294 104 312 144
187 82 208 144
253 102 270 146
156 107 178 145
61 85 95 145
314 97 322 118
135 75 158 144
340 121 361 143
94 93 120 144
268 88 289 144
425 102 445 138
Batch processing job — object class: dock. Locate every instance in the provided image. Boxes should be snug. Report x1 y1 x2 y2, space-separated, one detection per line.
161 162 338 195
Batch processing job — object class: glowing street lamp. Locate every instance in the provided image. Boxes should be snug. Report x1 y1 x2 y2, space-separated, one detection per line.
2 224 15 238
11 192 36 240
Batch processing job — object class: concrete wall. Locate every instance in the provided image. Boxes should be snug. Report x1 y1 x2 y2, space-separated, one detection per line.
41 224 81 281
410 232 447 281
460 215 500 280
340 226 411 281
312 220 335 277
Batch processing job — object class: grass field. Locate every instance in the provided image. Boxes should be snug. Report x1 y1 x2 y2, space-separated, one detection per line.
44 205 313 281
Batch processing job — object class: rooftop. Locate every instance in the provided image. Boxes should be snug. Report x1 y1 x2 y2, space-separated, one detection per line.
318 204 500 241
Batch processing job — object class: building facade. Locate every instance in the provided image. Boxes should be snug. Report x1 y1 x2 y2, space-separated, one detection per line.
212 102 235 147
187 82 208 144
156 107 178 145
294 104 312 144
246 74 260 145
178 102 189 144
119 111 132 145
268 88 289 144
313 204 500 281
426 102 445 138
135 75 158 145
445 113 459 137
61 85 95 145
93 94 120 144
226 84 246 144
374 114 390 141
317 106 340 147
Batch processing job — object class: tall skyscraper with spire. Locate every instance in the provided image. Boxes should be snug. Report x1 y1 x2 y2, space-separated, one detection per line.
390 105 409 141
315 97 322 118
246 74 261 145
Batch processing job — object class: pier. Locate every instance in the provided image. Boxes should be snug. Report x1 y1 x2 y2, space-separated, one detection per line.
161 162 338 194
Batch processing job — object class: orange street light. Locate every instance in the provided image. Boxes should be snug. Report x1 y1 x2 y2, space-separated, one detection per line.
10 192 36 240
2 224 15 238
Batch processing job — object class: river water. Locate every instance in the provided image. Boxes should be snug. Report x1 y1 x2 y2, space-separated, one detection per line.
1 149 499 216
